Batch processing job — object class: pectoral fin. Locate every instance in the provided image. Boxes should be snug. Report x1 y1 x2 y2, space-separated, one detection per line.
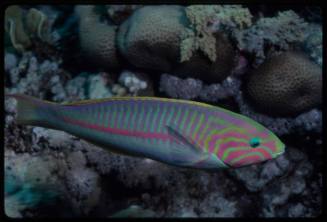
165 123 208 167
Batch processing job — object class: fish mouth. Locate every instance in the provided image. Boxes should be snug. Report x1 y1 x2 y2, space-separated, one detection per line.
272 151 285 158
272 143 286 158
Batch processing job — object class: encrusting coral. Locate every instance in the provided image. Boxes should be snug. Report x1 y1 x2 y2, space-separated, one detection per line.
245 51 322 116
75 5 120 69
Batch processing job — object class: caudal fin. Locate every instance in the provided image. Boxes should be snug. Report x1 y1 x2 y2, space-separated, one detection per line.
5 94 55 126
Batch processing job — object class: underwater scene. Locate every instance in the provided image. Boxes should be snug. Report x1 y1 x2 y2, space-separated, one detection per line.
4 4 323 218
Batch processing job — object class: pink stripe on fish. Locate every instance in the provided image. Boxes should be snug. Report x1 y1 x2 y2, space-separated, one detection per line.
261 140 277 153
62 116 173 141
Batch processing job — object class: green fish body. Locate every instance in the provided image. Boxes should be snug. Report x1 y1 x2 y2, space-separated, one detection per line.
8 94 285 170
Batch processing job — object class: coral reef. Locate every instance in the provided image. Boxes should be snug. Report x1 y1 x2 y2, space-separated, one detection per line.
113 5 239 82
118 70 148 96
159 74 203 100
5 6 32 52
174 32 237 82
88 73 113 99
159 73 241 102
6 52 58 97
181 5 252 62
235 92 322 136
302 23 322 66
5 52 18 72
5 150 60 218
117 5 186 72
64 72 115 101
25 8 50 41
4 4 323 219
106 5 142 25
235 10 308 65
245 51 322 116
75 5 120 69
5 5 54 53
160 73 322 136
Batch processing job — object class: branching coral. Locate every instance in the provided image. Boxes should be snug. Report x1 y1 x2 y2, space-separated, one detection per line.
180 5 252 62
235 10 308 65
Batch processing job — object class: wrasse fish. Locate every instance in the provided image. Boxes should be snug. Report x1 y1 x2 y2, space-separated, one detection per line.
7 94 285 170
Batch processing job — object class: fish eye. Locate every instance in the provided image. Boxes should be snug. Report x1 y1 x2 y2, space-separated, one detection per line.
249 137 260 148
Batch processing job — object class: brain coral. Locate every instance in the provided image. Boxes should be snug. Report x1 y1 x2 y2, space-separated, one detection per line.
245 51 322 116
117 5 187 72
75 5 120 69
173 32 236 83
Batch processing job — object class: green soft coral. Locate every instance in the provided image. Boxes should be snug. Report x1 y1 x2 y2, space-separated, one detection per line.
180 5 252 62
5 5 31 52
26 8 50 41
5 5 51 52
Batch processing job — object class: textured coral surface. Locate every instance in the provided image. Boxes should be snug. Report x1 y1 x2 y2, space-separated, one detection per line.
245 51 322 116
117 5 186 72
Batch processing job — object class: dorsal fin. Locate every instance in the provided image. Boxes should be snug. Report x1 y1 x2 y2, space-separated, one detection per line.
62 96 216 108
